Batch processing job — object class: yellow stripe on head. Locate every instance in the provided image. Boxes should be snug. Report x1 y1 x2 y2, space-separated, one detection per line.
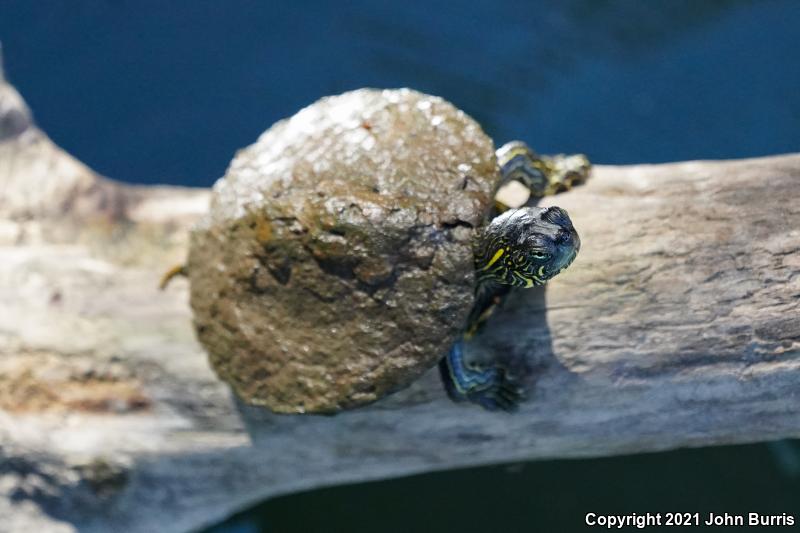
481 248 505 270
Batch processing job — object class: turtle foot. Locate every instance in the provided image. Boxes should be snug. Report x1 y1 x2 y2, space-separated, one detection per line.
439 341 525 412
541 153 591 195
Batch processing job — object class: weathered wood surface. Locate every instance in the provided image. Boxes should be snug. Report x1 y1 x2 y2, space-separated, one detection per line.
1 71 799 532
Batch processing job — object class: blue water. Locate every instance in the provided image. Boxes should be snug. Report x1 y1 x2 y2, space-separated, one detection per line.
2 2 799 532
1 1 798 186
209 442 800 533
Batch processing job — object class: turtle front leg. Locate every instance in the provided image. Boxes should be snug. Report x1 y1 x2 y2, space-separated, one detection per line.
540 152 591 195
439 283 525 411
439 340 524 412
496 140 590 198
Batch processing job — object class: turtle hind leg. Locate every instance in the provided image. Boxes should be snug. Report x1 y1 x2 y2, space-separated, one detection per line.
439 340 524 412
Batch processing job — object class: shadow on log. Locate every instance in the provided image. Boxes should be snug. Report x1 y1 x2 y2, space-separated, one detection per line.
1 65 799 532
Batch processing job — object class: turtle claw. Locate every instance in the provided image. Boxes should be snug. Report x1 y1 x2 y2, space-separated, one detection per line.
439 341 525 412
477 390 519 413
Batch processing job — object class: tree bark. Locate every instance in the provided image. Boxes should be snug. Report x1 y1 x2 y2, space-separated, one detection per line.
1 72 799 533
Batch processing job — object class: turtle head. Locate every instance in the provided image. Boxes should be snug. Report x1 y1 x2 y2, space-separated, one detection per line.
476 206 580 288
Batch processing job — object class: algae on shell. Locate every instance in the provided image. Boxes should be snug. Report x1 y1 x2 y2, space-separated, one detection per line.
188 88 499 413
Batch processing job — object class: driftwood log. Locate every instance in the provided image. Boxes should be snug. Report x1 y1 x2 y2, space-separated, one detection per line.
1 66 799 532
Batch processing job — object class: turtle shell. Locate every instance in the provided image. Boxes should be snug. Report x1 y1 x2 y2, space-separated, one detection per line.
188 88 498 413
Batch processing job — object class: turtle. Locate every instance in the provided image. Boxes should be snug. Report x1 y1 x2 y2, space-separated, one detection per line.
161 89 589 414
438 141 588 411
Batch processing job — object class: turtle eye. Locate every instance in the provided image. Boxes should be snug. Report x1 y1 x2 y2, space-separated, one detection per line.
530 251 550 260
